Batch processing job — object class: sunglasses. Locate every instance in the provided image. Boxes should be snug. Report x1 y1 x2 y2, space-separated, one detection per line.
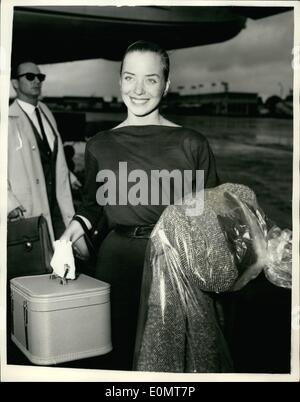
17 73 46 82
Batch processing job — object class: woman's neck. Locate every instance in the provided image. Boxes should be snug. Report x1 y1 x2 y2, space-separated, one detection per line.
113 110 180 130
126 110 164 126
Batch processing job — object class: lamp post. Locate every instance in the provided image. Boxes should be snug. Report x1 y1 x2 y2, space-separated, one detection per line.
220 82 229 115
198 84 204 94
221 81 229 92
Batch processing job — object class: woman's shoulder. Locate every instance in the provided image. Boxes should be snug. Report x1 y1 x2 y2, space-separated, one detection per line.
159 117 181 128
175 126 209 144
87 129 112 143
159 117 205 139
85 129 114 154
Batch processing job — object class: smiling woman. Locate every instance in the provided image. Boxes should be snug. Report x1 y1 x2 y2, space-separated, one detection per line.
60 40 220 371
118 41 170 124
121 52 167 118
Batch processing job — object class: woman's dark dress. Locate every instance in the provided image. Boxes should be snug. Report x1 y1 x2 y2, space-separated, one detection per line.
77 125 219 370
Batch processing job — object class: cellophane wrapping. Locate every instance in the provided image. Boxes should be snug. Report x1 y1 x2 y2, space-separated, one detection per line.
133 183 292 373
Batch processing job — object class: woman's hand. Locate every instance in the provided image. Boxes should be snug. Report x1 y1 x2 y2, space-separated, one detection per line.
60 219 85 244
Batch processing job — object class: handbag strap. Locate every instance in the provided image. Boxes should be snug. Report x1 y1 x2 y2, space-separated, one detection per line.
72 215 96 255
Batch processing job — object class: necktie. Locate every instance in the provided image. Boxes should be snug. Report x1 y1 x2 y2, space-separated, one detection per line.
35 107 51 153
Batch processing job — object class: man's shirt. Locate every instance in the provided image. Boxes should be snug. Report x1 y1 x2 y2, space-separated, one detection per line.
17 99 55 151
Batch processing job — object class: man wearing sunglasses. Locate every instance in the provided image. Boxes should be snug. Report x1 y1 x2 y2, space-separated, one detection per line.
8 61 75 240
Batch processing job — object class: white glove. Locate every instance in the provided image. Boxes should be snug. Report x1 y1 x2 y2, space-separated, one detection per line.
50 239 76 280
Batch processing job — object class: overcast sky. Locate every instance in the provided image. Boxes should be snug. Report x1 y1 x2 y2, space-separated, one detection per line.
26 9 293 101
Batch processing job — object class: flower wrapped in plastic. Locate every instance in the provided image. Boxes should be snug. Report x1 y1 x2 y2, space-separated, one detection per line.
133 183 292 373
264 226 292 288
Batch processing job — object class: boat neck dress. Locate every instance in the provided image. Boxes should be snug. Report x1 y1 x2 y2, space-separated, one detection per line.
77 124 220 370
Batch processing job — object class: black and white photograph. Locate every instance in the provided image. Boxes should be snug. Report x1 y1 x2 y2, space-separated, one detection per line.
0 0 299 383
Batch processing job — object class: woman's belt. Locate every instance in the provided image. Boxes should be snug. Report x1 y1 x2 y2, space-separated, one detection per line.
114 224 155 239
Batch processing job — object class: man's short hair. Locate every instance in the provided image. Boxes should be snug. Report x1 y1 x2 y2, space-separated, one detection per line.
11 60 38 79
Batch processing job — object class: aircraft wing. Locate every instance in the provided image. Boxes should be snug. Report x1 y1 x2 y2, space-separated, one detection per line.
11 5 292 64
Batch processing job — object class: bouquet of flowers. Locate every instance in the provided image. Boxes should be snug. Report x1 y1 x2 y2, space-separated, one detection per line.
217 191 292 290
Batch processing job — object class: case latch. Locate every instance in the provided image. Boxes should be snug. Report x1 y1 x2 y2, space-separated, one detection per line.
49 264 70 285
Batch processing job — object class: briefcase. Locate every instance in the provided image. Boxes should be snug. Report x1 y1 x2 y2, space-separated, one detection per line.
7 215 53 281
10 274 112 365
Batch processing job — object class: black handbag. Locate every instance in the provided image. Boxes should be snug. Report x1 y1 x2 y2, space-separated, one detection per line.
7 215 54 281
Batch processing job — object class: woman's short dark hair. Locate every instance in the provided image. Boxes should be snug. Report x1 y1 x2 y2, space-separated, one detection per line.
120 40 170 81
